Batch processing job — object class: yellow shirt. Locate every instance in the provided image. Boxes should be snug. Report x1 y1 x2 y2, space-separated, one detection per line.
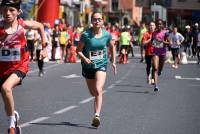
59 31 67 45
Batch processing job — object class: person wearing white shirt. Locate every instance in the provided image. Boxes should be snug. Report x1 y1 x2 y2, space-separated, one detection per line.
168 26 184 69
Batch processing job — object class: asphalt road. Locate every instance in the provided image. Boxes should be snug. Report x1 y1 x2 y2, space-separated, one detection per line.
0 54 200 134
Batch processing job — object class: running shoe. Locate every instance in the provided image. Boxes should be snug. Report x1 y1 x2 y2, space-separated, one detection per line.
38 70 44 77
91 115 100 128
151 79 155 85
147 76 151 84
8 111 21 134
154 87 159 92
197 60 200 64
158 71 162 76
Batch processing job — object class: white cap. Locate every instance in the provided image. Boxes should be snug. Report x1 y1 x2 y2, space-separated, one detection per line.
185 25 190 29
195 23 198 26
126 25 130 29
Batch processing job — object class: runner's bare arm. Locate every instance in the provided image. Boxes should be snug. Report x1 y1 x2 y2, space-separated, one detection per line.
109 39 116 64
24 20 46 49
109 39 117 74
76 41 92 64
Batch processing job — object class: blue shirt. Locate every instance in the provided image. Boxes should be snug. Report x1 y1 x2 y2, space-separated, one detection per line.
80 28 112 69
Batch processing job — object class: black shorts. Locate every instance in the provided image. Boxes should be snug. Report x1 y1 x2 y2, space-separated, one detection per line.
0 70 26 92
27 40 35 50
121 45 129 50
171 48 180 60
52 42 58 48
82 66 107 79
74 41 79 47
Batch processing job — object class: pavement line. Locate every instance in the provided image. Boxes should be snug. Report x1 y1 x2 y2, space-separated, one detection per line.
103 90 108 94
79 88 109 104
20 117 50 128
107 84 115 89
187 60 198 64
53 105 78 115
79 97 94 104
175 75 200 81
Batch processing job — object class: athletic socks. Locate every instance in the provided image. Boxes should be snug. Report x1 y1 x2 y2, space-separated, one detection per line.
8 115 16 128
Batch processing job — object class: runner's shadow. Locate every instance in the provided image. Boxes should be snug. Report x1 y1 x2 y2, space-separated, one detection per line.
116 90 152 94
31 122 96 129
115 84 149 88
114 84 154 95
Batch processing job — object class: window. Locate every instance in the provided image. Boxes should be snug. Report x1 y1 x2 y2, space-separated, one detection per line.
112 0 119 11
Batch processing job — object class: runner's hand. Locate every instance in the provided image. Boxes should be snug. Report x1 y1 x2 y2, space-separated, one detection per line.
84 58 93 64
39 48 48 60
0 41 4 48
112 63 117 75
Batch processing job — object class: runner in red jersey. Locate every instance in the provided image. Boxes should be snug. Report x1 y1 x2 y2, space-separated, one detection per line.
142 21 156 85
0 0 47 133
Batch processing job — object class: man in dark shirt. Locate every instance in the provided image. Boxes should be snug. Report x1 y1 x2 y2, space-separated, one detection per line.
184 25 193 57
191 23 199 57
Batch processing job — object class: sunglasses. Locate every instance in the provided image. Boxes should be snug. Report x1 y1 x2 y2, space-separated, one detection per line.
157 22 163 25
92 18 102 23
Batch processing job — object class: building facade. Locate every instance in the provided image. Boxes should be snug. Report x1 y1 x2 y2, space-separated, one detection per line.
137 0 200 26
103 0 142 26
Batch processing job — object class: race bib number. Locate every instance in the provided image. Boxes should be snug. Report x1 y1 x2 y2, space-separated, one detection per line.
55 37 59 42
75 37 80 41
152 39 163 48
89 50 103 61
0 48 21 61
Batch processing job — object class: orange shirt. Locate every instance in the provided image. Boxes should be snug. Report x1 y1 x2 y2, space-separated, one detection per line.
142 31 154 56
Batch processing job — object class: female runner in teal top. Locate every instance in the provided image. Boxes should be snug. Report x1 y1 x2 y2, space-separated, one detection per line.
76 11 116 128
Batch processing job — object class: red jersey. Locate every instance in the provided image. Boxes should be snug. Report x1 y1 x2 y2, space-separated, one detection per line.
110 31 119 41
142 31 154 55
0 19 29 78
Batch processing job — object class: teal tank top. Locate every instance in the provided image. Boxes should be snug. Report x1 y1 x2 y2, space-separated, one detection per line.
80 28 112 69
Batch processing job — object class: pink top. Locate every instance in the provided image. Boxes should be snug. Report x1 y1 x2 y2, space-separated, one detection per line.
152 30 168 56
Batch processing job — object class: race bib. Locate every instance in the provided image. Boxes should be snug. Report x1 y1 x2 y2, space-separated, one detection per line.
89 50 103 61
55 37 59 42
0 48 21 61
152 39 163 48
75 37 80 41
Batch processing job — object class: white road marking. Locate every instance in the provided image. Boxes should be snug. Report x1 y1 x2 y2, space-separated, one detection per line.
107 84 115 89
175 75 200 81
62 74 81 79
103 90 108 94
79 97 94 104
187 61 198 64
53 105 78 115
20 117 50 128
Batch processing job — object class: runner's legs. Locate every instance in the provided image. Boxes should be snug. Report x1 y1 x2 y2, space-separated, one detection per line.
1 73 21 116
